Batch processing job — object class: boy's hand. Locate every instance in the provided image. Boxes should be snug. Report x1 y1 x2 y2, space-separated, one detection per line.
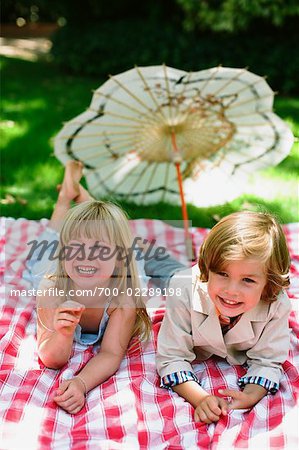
219 385 267 410
54 300 85 336
194 395 229 424
53 377 86 414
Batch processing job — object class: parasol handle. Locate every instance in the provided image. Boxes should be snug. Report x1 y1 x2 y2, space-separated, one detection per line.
171 131 195 261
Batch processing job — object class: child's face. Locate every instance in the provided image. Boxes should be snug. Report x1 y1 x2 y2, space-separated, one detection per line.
207 258 267 317
63 234 118 289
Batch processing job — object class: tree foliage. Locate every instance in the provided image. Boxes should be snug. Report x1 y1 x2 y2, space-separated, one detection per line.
2 0 299 95
3 0 299 33
1 0 180 24
177 0 299 32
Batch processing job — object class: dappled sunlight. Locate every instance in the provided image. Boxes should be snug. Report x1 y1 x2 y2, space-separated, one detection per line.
31 163 63 188
4 186 30 195
185 170 248 207
1 162 62 215
3 98 47 114
0 37 52 62
289 143 299 162
260 143 299 179
244 174 298 220
33 196 56 212
279 118 299 141
284 118 299 136
248 174 298 200
9 163 62 194
0 121 29 147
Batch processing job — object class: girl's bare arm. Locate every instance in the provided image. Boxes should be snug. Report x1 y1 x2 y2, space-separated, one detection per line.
37 295 84 369
73 305 137 391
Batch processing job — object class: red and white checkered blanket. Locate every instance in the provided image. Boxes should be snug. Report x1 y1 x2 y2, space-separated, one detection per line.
0 218 298 449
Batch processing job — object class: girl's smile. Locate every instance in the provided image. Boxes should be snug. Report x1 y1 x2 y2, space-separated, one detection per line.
207 258 267 317
64 237 117 288
75 265 98 276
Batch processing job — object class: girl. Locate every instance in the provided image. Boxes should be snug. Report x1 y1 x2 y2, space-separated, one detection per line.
156 211 291 424
34 161 151 414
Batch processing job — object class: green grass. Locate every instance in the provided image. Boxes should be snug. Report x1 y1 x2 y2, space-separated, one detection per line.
1 56 298 228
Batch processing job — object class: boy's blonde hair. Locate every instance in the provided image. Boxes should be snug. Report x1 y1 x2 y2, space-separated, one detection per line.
52 200 151 341
198 211 290 302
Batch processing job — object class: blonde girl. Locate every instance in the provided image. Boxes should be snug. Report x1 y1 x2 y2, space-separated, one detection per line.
34 162 151 414
157 211 291 424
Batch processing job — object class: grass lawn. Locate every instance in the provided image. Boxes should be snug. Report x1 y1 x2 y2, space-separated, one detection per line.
1 56 298 228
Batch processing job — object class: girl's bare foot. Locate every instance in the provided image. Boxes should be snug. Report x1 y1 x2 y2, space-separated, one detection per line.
48 161 83 230
58 160 83 203
75 184 94 203
57 180 93 204
49 160 92 231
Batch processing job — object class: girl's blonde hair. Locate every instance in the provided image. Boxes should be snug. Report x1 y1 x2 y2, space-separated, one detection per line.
52 200 151 341
198 211 290 302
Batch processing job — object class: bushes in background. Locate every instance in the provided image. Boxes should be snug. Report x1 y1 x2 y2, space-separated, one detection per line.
3 0 298 95
51 18 299 95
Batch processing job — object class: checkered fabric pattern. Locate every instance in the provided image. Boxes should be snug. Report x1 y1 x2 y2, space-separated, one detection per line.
0 218 298 450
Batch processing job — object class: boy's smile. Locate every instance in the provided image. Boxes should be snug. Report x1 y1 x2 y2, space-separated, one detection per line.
207 259 267 317
218 296 242 308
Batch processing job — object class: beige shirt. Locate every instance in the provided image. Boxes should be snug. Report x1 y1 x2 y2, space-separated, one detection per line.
156 266 291 385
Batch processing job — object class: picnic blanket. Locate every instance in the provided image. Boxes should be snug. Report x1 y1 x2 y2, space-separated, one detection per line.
0 217 298 450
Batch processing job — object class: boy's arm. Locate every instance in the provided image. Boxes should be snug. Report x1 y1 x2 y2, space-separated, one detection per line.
72 305 137 392
219 291 292 410
156 273 198 378
239 292 291 393
172 381 209 407
156 274 209 404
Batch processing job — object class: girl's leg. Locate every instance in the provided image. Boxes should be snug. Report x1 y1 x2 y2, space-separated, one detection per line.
75 183 94 204
25 161 95 288
48 160 84 231
138 241 186 289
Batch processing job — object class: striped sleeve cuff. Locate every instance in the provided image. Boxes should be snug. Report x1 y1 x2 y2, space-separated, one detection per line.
160 371 199 389
238 376 279 394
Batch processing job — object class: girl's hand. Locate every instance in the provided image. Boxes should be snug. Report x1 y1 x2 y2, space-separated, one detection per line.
54 300 85 336
53 377 86 414
194 395 229 424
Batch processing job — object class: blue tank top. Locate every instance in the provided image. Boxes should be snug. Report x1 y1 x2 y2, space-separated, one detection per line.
73 296 113 345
